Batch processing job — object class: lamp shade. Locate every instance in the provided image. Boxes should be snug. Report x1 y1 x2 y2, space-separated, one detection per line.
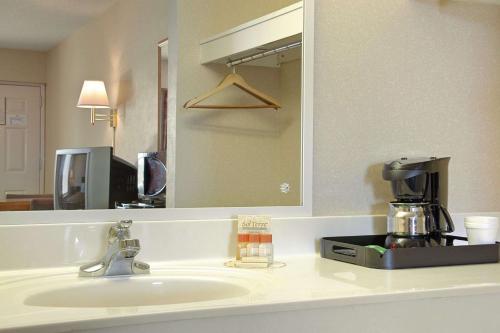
77 80 110 109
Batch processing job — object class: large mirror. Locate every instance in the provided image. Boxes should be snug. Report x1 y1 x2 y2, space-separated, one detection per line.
170 0 303 208
0 0 310 215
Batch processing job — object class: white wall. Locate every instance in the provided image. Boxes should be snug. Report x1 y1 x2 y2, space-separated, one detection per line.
313 0 500 215
44 0 168 193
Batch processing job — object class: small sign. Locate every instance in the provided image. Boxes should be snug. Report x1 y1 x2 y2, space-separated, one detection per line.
7 114 27 127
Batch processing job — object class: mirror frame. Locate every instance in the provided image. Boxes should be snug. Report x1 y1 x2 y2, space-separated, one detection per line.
158 37 168 152
0 0 314 224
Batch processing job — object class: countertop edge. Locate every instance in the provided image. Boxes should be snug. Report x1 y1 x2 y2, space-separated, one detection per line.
4 282 500 333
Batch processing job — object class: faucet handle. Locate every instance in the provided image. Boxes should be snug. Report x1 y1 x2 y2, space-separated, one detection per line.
119 239 141 258
118 220 133 229
108 220 133 243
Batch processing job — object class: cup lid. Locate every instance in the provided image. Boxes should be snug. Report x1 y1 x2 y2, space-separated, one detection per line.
465 216 499 224
465 222 499 229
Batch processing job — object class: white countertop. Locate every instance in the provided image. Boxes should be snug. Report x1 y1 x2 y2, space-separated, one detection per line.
2 255 500 333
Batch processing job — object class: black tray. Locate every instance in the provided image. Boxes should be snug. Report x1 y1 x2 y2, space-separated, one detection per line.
321 235 500 269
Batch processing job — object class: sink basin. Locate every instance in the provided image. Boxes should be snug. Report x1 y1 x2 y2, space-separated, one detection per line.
24 275 250 308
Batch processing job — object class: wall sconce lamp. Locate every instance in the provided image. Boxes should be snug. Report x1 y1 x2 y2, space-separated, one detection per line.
77 80 117 128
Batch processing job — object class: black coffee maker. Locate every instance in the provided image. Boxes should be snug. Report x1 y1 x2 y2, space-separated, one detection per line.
382 157 455 248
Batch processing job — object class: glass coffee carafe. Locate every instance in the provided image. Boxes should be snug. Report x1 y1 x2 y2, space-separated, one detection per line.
385 202 437 248
382 157 455 248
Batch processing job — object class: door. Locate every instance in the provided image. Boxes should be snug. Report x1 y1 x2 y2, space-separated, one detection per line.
0 84 42 200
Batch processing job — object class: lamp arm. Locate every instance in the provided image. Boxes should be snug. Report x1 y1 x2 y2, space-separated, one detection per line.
92 108 117 128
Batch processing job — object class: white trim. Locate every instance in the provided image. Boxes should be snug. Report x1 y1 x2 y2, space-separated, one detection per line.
301 0 314 217
0 205 312 224
165 0 178 208
0 80 45 87
158 40 169 48
0 80 46 195
39 84 46 193
0 0 315 224
453 0 500 4
200 2 303 45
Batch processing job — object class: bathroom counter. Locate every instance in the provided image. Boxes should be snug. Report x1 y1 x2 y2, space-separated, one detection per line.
2 255 500 332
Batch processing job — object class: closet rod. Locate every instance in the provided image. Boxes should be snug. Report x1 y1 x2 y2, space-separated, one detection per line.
226 40 302 67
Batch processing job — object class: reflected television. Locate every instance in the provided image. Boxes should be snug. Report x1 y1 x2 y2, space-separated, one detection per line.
54 147 137 210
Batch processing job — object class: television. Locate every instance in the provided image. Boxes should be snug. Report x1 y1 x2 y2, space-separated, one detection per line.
54 147 137 210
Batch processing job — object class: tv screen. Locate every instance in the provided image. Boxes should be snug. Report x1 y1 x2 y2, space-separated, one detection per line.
54 147 137 209
55 153 87 209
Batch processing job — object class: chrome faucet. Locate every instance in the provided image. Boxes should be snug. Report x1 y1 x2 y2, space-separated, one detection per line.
79 220 150 277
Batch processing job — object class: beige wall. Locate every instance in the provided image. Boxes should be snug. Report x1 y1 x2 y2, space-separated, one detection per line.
313 0 500 215
44 0 168 193
0 48 46 83
174 0 301 207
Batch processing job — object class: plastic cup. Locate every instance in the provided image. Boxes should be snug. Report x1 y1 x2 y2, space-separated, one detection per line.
464 216 499 245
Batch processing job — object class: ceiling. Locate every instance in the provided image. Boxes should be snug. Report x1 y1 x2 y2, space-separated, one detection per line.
0 0 119 51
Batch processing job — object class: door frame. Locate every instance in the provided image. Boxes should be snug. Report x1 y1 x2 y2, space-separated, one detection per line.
0 81 46 194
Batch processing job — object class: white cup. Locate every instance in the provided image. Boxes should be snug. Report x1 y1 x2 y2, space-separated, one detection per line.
464 216 499 245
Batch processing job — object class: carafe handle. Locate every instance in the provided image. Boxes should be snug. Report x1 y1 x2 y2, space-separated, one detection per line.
440 206 455 233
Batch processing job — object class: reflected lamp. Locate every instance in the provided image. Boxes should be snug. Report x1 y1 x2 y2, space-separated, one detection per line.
77 80 117 128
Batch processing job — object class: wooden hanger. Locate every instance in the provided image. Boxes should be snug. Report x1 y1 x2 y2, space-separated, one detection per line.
184 67 281 110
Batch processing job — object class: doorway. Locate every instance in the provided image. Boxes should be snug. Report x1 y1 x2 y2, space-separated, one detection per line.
0 83 44 200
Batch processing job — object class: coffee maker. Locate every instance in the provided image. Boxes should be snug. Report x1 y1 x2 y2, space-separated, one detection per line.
382 157 455 248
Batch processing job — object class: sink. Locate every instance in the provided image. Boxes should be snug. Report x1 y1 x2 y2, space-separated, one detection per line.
24 275 250 308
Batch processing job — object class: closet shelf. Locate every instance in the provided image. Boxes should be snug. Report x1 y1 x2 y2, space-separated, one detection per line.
199 1 303 67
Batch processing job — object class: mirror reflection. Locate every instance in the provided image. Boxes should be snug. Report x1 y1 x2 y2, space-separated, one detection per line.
170 0 303 208
0 0 305 212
